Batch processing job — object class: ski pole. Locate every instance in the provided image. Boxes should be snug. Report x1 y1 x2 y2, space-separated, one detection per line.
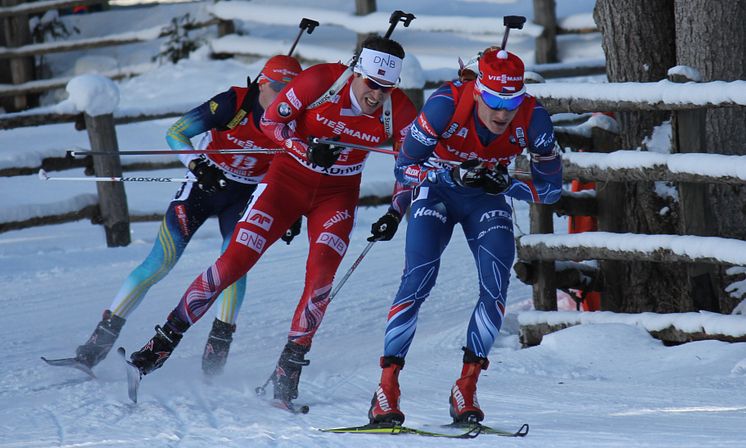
500 15 526 50
38 168 194 183
287 18 319 56
328 240 376 302
66 148 283 158
349 10 415 67
255 241 375 398
383 10 416 39
313 138 458 165
313 138 531 177
255 371 275 397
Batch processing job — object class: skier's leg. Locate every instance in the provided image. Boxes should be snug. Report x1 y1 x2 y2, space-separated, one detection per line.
76 183 210 368
382 189 455 359
130 180 301 375
461 199 515 358
448 198 514 422
271 188 358 403
370 187 455 424
203 183 256 376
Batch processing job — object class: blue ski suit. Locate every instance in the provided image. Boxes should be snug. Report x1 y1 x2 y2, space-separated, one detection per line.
382 81 562 360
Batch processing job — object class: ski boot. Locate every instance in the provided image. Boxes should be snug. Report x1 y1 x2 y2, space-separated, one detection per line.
75 310 126 368
368 356 405 424
202 318 236 376
272 341 310 406
129 317 187 376
449 347 489 423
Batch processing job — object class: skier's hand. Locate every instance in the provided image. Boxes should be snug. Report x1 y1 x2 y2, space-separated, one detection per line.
189 157 228 193
451 159 487 189
281 218 302 245
306 137 343 168
482 163 511 195
367 211 401 242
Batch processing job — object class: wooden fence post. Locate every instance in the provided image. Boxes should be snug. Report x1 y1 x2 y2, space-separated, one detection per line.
355 0 376 51
529 204 557 310
532 0 558 64
1 0 36 111
669 71 720 312
84 113 131 247
217 20 235 38
591 125 624 311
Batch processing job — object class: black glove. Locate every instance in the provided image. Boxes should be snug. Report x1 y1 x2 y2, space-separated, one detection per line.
451 159 487 189
451 160 510 195
367 211 401 242
188 157 228 193
306 137 343 169
482 163 511 195
280 217 302 245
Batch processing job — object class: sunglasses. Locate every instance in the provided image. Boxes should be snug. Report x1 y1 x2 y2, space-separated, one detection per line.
268 80 287 93
362 75 396 93
479 90 525 111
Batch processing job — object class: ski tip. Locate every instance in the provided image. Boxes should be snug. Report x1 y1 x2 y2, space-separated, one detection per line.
298 404 310 414
117 347 126 357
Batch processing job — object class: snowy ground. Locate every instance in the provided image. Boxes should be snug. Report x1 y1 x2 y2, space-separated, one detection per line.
2 1 746 447
2 202 746 447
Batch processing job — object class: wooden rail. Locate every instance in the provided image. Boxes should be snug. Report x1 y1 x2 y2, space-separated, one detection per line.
0 0 107 19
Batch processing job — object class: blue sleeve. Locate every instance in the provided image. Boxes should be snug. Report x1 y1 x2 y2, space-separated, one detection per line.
504 103 563 204
394 84 456 186
166 89 238 165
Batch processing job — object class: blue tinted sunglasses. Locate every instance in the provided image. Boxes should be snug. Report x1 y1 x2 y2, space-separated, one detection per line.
480 91 525 111
268 80 287 93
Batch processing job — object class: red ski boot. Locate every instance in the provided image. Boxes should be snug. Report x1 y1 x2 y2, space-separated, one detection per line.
449 348 489 423
368 356 405 424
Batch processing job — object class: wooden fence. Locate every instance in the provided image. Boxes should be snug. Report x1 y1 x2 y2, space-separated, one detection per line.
0 0 224 104
513 71 746 320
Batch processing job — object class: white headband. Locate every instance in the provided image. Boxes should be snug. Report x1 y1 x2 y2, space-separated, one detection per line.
353 47 403 86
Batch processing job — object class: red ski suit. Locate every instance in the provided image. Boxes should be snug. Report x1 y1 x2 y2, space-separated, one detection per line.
170 63 417 347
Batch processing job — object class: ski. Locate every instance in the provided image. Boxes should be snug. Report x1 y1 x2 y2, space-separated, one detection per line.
320 422 482 439
443 422 530 437
41 356 96 379
270 398 310 415
117 347 141 403
254 381 310 415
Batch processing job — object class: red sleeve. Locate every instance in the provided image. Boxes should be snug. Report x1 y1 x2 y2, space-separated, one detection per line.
388 91 418 214
390 90 418 152
261 63 346 158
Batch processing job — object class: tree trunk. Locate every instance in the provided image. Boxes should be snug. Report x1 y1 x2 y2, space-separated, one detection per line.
674 0 746 313
594 0 689 312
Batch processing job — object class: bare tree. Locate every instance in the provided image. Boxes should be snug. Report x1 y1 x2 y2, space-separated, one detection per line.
594 0 691 312
675 0 746 313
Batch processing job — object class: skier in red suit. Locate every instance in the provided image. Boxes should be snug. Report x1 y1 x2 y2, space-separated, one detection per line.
126 35 417 409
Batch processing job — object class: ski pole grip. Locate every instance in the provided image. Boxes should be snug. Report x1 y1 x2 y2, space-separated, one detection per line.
288 18 320 56
384 10 416 38
300 18 319 34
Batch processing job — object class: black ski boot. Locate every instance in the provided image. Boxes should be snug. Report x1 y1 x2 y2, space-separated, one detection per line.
272 341 310 404
129 318 187 376
75 310 126 368
202 318 236 376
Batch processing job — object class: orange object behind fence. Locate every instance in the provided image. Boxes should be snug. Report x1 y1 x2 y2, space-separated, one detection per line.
567 179 601 311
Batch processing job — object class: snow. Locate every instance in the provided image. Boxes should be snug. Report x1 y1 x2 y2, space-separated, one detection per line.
519 310 746 338
1 1 746 447
62 73 120 116
528 80 746 106
564 151 746 181
521 231 746 266
668 65 703 82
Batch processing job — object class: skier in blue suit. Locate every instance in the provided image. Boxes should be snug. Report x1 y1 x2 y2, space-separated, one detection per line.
368 48 563 425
